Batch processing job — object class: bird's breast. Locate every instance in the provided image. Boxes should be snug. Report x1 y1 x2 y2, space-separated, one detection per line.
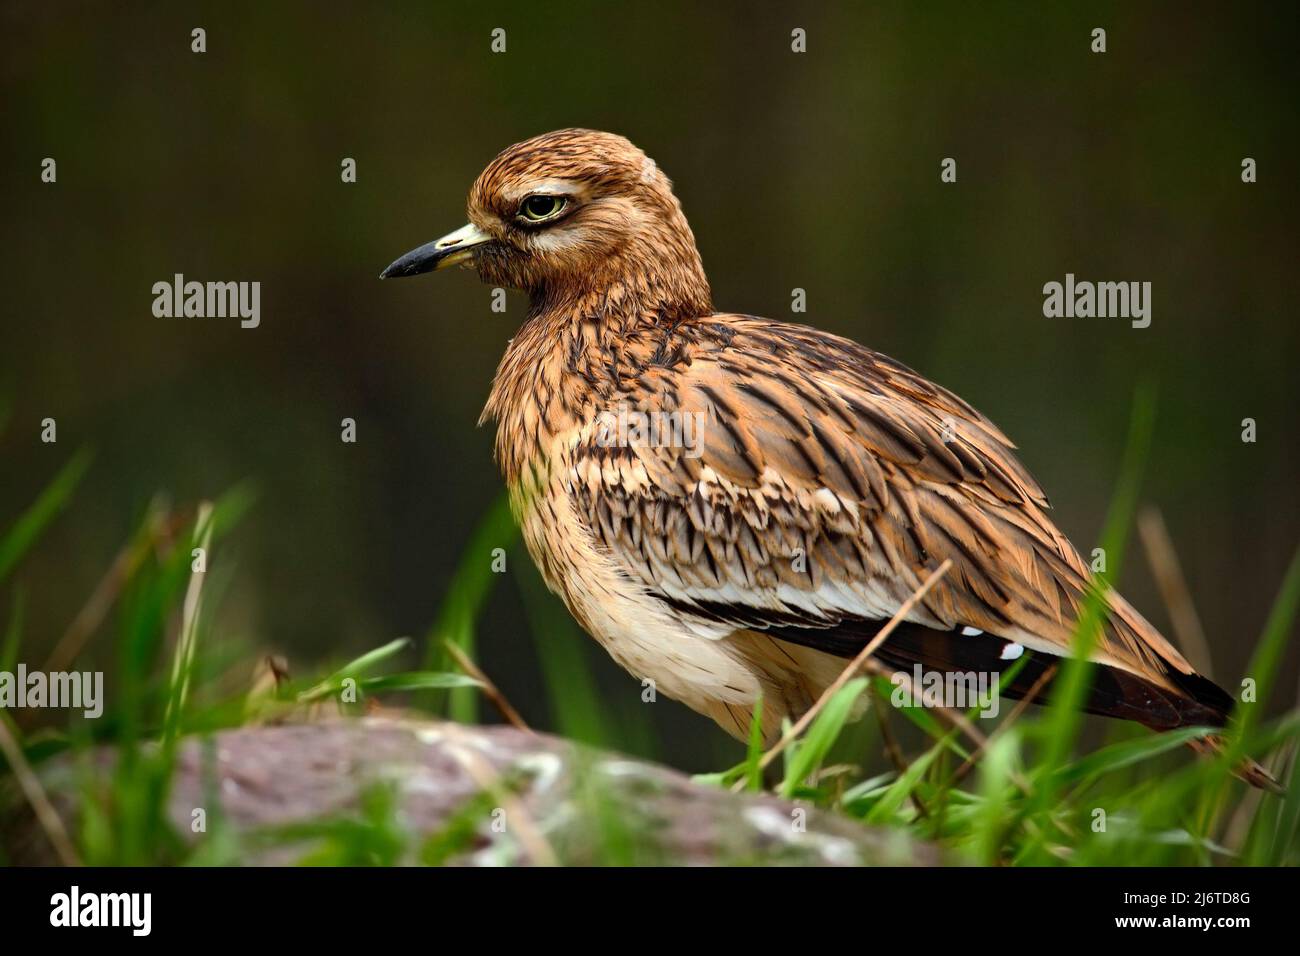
504 423 783 719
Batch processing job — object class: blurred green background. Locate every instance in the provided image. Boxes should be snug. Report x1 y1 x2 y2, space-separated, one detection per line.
2 1 1296 771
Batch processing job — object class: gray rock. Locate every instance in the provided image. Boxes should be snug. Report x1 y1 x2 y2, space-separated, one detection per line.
5 717 937 866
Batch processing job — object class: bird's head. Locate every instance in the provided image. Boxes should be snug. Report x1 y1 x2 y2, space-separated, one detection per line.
381 129 711 318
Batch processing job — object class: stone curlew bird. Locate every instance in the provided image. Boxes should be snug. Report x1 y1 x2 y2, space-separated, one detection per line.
382 129 1273 789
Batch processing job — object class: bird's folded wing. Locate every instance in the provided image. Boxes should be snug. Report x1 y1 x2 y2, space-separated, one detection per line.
570 316 1193 685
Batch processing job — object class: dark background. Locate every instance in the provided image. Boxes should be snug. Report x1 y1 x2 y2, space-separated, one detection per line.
2 1 1296 770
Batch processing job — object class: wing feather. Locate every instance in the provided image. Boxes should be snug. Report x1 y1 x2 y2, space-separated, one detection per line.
569 315 1195 689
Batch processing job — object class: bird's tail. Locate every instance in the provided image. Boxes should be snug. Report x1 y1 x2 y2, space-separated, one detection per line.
771 618 1284 792
857 621 1285 792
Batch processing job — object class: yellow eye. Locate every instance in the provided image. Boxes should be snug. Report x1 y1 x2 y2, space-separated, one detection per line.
519 195 567 222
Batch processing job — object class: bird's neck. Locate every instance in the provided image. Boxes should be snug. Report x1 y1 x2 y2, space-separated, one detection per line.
481 251 712 485
536 226 714 327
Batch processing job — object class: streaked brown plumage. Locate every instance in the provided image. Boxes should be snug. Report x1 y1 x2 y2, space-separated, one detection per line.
382 129 1274 789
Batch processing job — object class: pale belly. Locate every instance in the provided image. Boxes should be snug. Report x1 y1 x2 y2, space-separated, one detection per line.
509 451 848 741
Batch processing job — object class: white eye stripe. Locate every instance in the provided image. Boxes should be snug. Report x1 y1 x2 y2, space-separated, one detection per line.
960 626 983 636
502 179 581 203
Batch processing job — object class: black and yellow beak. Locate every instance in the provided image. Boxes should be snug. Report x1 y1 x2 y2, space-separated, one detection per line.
379 223 492 279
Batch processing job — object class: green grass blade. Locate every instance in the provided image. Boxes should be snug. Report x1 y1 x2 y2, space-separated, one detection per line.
779 678 868 799
327 637 413 682
1231 544 1300 749
1267 746 1300 865
1 588 23 674
293 636 412 701
422 494 517 721
1049 725 1213 789
516 555 609 747
0 447 92 584
1037 385 1155 779
744 695 765 792
865 730 953 825
358 672 482 693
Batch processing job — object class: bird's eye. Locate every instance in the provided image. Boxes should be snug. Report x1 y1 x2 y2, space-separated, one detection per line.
519 195 567 222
